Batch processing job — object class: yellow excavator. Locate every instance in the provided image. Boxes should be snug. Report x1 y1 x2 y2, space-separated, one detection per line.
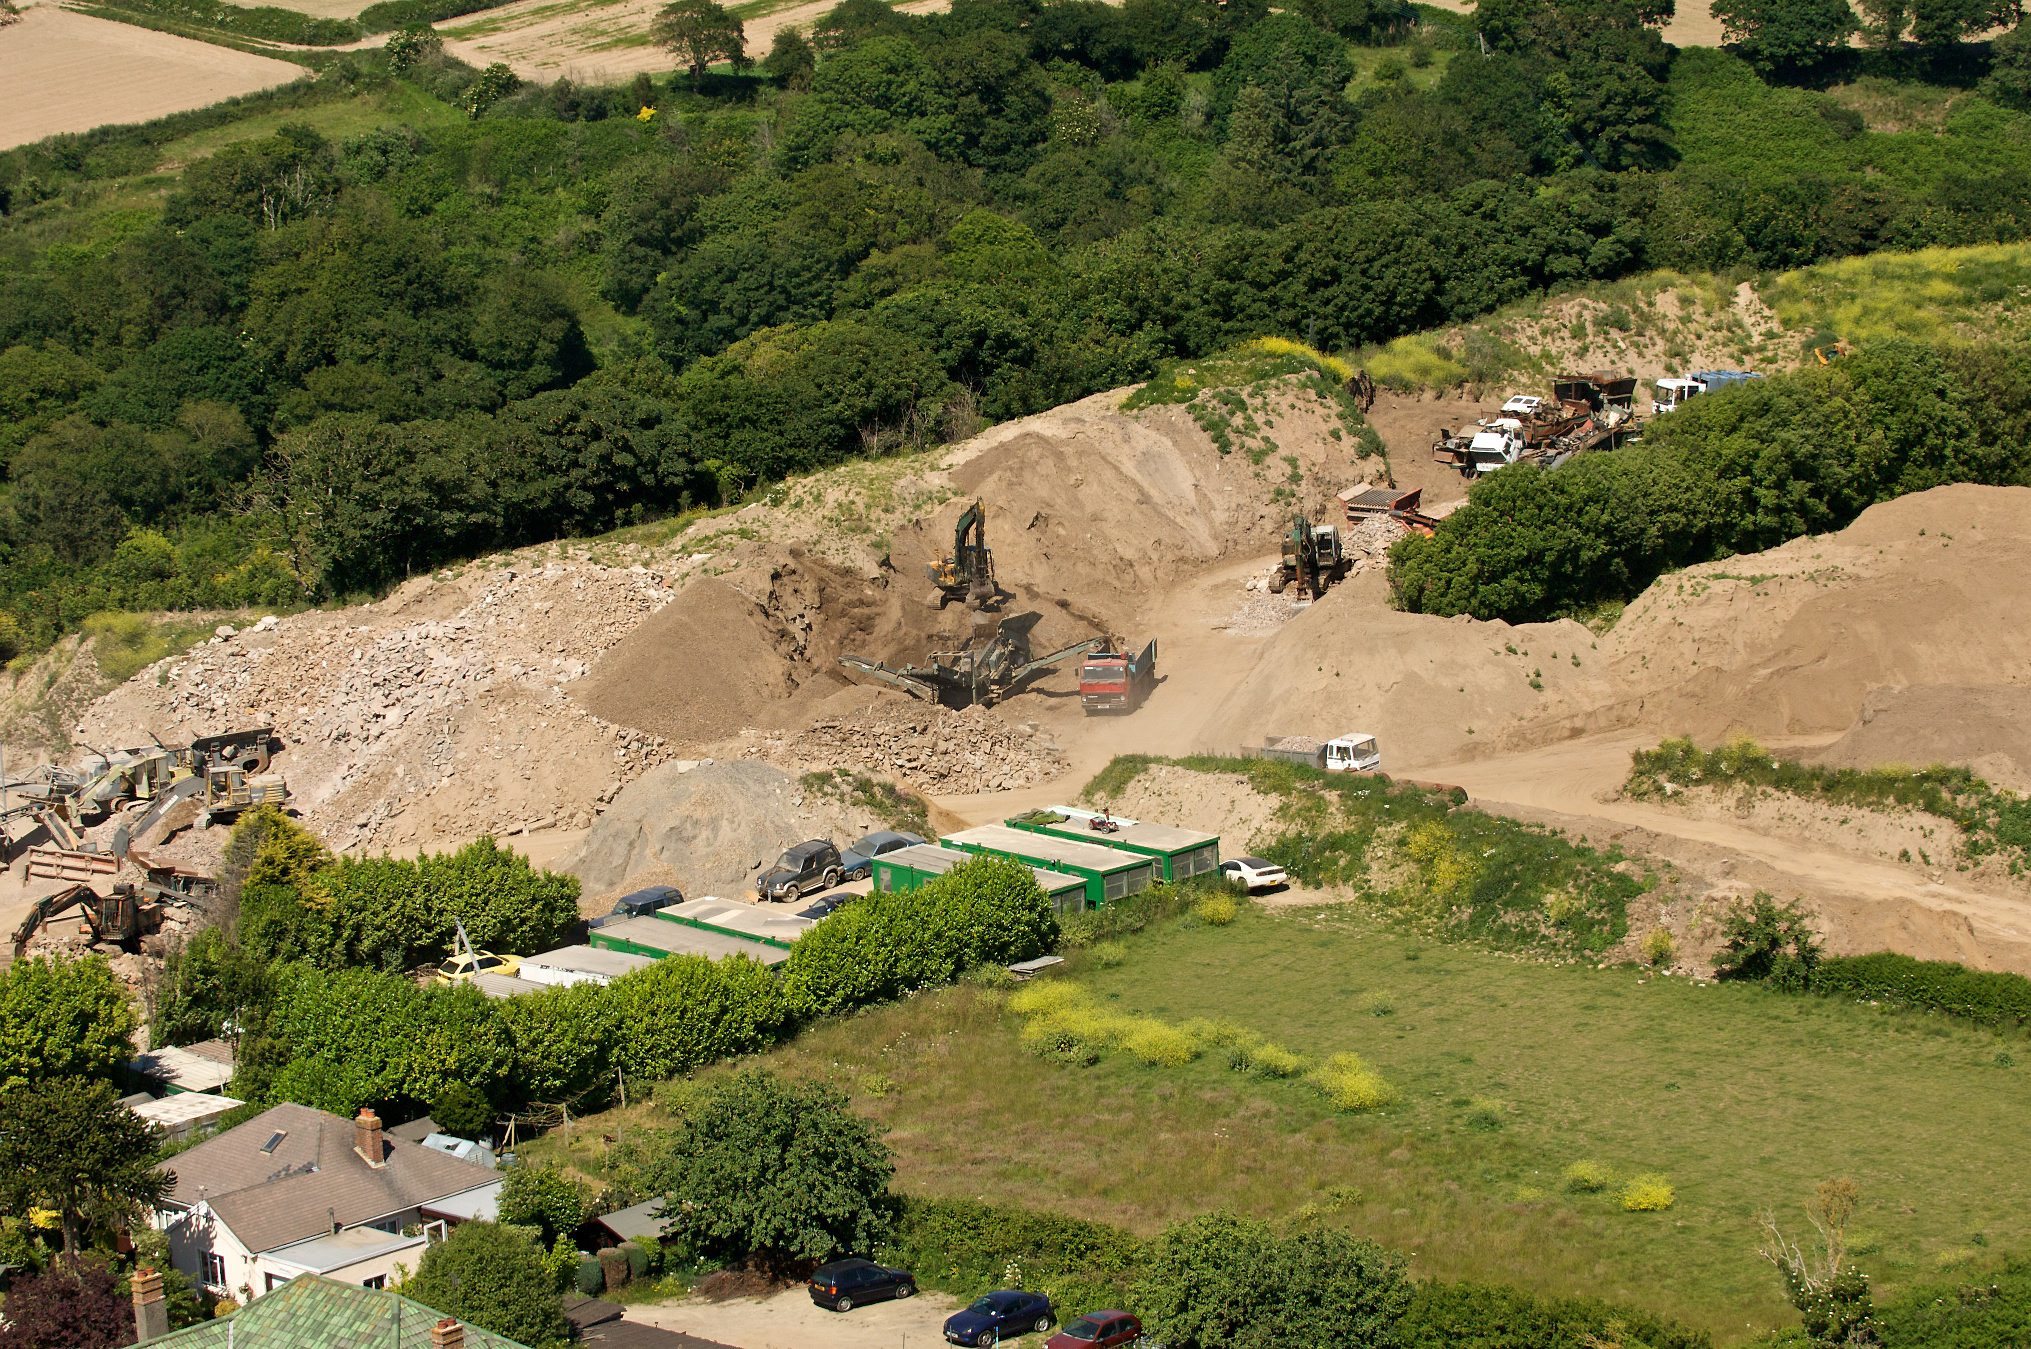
926 500 1011 612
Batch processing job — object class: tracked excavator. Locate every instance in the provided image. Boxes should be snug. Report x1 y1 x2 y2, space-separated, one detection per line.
9 880 206 959
1268 515 1349 600
926 500 1011 612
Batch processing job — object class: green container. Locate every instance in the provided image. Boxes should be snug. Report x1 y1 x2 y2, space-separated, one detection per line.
1006 807 1221 882
871 844 1089 915
938 825 1159 908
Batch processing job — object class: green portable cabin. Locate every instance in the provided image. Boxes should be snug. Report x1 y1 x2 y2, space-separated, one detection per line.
586 915 792 967
940 825 1159 908
1007 806 1221 882
871 842 1091 915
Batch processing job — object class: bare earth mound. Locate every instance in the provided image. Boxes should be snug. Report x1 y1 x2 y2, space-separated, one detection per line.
1515 484 2031 753
1810 684 2031 794
0 7 305 152
574 577 797 747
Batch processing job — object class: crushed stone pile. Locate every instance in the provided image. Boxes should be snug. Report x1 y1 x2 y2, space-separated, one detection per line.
79 561 678 850
1343 512 1410 562
747 699 1065 795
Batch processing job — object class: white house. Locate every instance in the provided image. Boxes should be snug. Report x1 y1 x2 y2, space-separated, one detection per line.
152 1102 501 1305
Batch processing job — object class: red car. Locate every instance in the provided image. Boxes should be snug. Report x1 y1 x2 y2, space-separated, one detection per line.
1046 1310 1143 1349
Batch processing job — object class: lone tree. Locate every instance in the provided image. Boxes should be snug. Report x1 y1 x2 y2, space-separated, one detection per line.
655 1069 892 1269
651 0 750 82
405 1222 570 1348
1760 1178 1881 1348
0 1076 169 1254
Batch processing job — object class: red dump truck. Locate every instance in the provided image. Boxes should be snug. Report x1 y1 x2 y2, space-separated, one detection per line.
1079 639 1157 714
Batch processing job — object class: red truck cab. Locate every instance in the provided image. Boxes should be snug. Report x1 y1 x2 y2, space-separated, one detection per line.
1078 639 1157 714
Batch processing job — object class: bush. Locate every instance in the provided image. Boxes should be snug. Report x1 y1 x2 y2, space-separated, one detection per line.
1463 1098 1506 1131
1305 1052 1398 1111
1137 1212 1410 1349
882 1196 1143 1313
1230 1040 1306 1078
1711 894 1823 990
1563 1160 1613 1193
1193 894 1240 926
1620 1174 1676 1212
405 1223 571 1348
1640 928 1676 968
497 1165 590 1247
1123 1021 1200 1067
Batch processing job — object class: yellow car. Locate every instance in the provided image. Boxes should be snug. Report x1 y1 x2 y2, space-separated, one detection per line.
434 951 522 984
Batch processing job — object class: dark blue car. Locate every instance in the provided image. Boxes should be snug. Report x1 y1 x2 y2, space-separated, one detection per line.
944 1290 1056 1345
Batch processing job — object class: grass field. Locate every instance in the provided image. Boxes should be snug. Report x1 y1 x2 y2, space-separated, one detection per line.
533 902 2031 1342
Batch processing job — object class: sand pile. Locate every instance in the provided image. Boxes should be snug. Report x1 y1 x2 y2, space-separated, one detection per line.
1516 484 2031 751
573 578 799 747
1199 570 1614 771
1810 685 2031 794
562 759 883 897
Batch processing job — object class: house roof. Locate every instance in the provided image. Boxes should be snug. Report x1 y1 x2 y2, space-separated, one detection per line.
263 1226 422 1275
137 1274 527 1348
163 1103 497 1254
591 1197 672 1243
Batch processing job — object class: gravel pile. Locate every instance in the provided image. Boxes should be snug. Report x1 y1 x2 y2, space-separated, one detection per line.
751 699 1064 794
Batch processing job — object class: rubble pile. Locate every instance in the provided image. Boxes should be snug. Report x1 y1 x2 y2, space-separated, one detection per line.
80 562 677 848
1343 512 1411 562
751 701 1065 794
1218 579 1308 635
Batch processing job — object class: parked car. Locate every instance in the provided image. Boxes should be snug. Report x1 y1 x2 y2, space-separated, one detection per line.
797 891 858 921
1219 856 1288 893
945 1290 1056 1345
1047 1311 1143 1349
808 1257 915 1312
840 829 927 880
757 840 845 901
434 951 521 984
589 884 682 928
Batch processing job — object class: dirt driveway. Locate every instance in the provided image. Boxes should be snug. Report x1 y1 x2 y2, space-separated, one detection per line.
625 1287 963 1349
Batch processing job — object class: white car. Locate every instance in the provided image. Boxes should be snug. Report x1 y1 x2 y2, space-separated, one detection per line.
1220 857 1288 893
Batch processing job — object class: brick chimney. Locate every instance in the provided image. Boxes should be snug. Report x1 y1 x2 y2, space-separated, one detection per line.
132 1267 170 1344
353 1108 386 1169
429 1318 466 1349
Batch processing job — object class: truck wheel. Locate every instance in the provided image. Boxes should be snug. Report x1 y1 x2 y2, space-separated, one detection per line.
823 867 842 889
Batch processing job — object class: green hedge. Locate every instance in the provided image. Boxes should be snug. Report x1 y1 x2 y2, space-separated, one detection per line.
880 1196 1144 1316
1875 1256 2031 1347
1814 953 2031 1031
779 855 1057 1017
251 856 1053 1117
1401 1281 1711 1349
358 0 511 31
92 0 361 44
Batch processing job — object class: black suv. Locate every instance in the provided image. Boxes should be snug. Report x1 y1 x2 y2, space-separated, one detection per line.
809 1258 916 1312
588 884 682 929
757 840 845 901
